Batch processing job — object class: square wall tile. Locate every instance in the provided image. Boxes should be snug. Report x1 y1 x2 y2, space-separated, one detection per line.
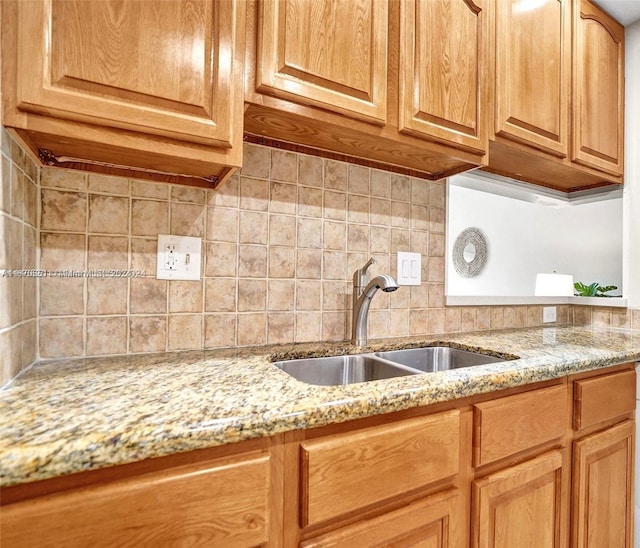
298 155 323 188
89 195 129 234
41 189 87 232
88 174 129 195
169 280 203 313
87 316 127 356
241 144 270 179
237 313 266 346
88 236 128 269
268 313 294 344
171 203 205 237
130 278 167 314
205 278 237 312
40 317 84 359
40 168 86 191
131 199 169 236
87 279 128 315
129 316 167 353
40 278 85 316
205 314 236 348
271 150 298 183
207 207 238 243
168 314 202 350
40 233 86 270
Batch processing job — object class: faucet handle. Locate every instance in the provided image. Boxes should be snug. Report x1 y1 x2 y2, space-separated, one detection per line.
361 257 375 273
354 257 375 288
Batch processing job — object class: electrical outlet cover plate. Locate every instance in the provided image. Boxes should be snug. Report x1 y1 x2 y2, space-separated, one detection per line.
542 306 557 323
156 235 202 281
397 252 421 286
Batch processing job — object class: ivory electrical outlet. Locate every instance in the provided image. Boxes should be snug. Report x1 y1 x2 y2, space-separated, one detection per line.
156 235 201 281
543 306 557 323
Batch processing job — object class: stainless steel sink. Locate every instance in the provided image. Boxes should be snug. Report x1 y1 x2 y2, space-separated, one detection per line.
375 346 506 373
273 354 419 386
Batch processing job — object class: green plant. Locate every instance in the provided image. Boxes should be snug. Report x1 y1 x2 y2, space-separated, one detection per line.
574 281 618 297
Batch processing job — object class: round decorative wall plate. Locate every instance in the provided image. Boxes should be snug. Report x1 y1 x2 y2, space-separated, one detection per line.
452 227 487 278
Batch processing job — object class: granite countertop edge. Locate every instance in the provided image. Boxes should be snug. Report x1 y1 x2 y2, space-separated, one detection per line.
1 325 639 488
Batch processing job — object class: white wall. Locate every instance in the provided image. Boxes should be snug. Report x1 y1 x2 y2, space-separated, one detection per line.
447 180 623 296
623 20 640 309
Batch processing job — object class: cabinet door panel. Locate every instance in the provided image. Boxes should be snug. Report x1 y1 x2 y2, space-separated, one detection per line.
572 420 634 548
572 0 624 176
399 0 488 154
16 0 239 147
301 410 460 527
302 490 466 548
473 451 566 548
573 369 636 430
473 384 567 467
1 452 272 548
257 0 388 124
494 0 570 157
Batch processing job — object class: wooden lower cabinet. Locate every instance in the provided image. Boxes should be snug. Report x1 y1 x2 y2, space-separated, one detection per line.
472 450 567 548
1 450 277 548
572 421 635 548
1 364 635 547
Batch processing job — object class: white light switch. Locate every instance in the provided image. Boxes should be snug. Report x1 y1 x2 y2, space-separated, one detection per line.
397 252 421 286
156 235 201 281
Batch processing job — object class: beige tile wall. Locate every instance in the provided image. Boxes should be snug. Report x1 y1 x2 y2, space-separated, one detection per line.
2 136 638 372
0 129 38 385
35 142 584 360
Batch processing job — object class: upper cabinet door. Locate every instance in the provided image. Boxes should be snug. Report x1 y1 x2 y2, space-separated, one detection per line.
493 0 570 157
256 0 388 125
572 0 624 176
398 0 489 155
15 0 240 148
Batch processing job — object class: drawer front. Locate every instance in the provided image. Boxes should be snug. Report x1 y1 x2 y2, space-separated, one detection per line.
301 489 464 548
300 410 461 527
474 384 567 467
574 369 636 430
1 452 272 548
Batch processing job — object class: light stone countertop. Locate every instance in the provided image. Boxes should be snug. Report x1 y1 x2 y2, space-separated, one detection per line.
1 325 640 488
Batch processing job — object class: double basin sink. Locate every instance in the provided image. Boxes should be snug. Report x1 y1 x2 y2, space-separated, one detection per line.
274 346 510 386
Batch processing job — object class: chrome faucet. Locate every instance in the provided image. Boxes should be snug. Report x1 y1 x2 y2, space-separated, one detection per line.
351 258 399 346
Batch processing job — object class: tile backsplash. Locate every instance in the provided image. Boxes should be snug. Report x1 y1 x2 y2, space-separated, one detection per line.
37 143 451 358
1 132 639 383
0 129 38 385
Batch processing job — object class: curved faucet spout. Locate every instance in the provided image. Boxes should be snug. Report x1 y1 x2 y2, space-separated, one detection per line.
352 274 399 346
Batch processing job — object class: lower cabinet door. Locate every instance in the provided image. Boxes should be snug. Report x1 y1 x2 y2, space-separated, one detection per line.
1 451 273 548
472 450 567 548
301 489 466 548
572 420 634 548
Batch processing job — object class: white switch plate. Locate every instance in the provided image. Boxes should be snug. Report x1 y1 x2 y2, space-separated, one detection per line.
156 235 202 281
542 306 557 323
396 252 421 286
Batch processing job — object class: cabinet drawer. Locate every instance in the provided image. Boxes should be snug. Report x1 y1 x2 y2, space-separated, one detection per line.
300 410 460 527
1 451 272 548
473 384 567 467
574 369 636 430
301 489 464 548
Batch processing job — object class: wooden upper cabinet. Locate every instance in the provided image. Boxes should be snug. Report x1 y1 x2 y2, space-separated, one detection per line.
399 0 489 154
256 0 388 124
572 0 624 177
246 0 487 180
17 0 235 146
493 0 570 157
2 0 245 183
